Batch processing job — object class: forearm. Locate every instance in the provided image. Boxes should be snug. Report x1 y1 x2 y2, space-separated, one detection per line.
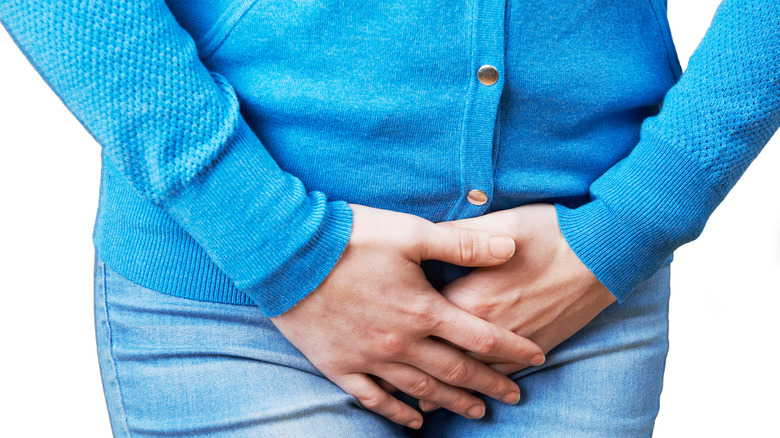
0 0 353 316
557 0 780 301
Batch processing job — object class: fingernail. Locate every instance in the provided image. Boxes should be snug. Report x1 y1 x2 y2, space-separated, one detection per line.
467 404 486 419
419 400 437 412
502 391 521 404
407 419 423 429
489 236 516 259
531 354 546 366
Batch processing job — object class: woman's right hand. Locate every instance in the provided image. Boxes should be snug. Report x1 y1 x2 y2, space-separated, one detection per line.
270 204 545 429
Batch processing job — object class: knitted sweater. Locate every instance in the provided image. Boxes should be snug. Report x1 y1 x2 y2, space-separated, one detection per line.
1 0 777 316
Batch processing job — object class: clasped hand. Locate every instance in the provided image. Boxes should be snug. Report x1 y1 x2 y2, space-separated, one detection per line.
438 204 617 375
270 203 615 429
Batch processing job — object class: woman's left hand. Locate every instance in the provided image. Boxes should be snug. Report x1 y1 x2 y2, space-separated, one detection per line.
437 204 617 376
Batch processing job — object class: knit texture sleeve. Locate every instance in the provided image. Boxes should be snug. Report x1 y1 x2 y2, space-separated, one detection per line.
555 0 780 302
0 0 353 316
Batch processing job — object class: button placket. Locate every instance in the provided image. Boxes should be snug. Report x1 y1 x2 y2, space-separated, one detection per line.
447 0 506 219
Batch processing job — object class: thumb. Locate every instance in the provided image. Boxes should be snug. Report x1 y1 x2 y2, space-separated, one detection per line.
415 223 516 267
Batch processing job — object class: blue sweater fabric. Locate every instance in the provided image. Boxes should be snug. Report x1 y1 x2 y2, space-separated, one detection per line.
1 0 777 316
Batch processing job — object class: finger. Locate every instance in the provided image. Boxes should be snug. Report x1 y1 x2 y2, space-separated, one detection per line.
406 338 522 405
419 400 439 412
436 213 507 233
373 376 400 394
489 363 528 375
433 303 546 366
377 363 487 420
331 373 423 429
438 205 556 246
414 222 516 266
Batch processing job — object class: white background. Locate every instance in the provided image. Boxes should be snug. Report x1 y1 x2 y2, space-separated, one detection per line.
1 1 778 436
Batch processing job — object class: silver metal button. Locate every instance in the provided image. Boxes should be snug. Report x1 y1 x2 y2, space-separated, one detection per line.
467 189 488 206
477 65 498 86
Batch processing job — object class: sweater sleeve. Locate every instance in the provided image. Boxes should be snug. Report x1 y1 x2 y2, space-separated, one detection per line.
0 0 353 316
555 0 780 302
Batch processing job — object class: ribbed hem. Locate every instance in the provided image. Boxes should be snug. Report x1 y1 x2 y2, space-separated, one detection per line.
555 132 722 302
162 118 354 316
94 150 253 306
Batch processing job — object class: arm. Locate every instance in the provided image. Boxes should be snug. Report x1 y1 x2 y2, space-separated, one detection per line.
0 0 545 426
435 0 779 377
0 0 351 316
556 0 780 301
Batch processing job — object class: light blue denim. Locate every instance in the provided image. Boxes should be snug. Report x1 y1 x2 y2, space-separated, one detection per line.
94 254 671 437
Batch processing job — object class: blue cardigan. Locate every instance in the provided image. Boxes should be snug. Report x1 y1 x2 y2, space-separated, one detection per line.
1 0 777 316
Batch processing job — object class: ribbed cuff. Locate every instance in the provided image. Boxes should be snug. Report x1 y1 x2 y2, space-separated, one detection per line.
242 202 353 316
163 118 354 316
555 132 722 302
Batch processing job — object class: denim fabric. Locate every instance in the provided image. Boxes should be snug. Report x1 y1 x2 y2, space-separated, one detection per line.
95 254 671 437
94 254 407 437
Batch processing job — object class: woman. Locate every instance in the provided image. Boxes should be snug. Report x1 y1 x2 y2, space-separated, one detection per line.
1 0 777 436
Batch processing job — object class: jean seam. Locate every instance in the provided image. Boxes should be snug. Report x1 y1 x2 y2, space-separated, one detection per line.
100 261 134 438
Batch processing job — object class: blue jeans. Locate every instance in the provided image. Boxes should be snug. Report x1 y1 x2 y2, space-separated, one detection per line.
94 254 671 437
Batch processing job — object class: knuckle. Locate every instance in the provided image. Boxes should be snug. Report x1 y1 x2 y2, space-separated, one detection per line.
379 333 407 358
407 376 434 398
358 394 384 410
482 375 503 396
473 327 497 355
445 393 469 412
385 402 407 424
444 361 470 385
457 228 477 264
405 298 439 332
